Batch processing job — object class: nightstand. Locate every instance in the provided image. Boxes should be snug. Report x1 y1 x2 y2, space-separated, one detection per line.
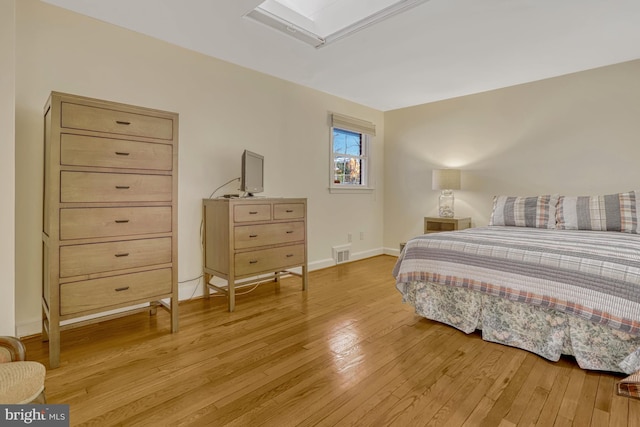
424 217 471 234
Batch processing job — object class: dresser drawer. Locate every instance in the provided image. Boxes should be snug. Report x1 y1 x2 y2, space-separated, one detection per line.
233 204 271 222
61 102 173 140
235 244 305 276
61 134 173 171
61 171 172 203
234 221 305 249
60 206 171 240
60 268 172 316
60 237 171 277
273 203 305 220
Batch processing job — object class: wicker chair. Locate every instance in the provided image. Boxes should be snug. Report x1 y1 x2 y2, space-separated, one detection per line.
0 336 46 404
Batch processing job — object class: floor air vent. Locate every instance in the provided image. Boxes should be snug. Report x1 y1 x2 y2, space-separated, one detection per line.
332 245 351 264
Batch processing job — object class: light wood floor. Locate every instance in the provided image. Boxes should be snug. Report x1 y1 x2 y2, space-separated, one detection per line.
25 255 639 426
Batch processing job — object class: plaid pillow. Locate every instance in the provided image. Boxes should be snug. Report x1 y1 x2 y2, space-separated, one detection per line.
556 191 638 233
489 195 559 229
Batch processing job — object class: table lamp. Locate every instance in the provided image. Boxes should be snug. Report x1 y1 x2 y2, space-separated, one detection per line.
432 169 461 218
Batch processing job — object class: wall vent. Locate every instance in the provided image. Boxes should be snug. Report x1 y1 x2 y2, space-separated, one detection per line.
332 245 351 264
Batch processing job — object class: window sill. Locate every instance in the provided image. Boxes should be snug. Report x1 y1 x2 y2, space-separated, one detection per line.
329 186 375 194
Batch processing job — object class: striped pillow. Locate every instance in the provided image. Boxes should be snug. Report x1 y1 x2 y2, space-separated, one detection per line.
489 195 559 229
556 191 639 233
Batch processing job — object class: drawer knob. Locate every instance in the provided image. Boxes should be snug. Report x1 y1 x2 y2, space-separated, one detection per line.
286 254 294 258
115 151 130 156
115 286 130 292
115 185 130 190
286 230 294 234
286 209 293 213
115 219 130 224
115 120 131 125
249 234 258 238
115 253 130 258
249 211 258 215
249 260 258 264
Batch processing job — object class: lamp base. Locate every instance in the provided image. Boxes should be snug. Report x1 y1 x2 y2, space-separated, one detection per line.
438 190 455 218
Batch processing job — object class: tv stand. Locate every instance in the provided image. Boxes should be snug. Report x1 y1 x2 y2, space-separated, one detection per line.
202 197 308 311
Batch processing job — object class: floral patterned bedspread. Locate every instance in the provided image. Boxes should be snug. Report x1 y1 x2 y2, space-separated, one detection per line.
398 281 640 374
393 227 640 374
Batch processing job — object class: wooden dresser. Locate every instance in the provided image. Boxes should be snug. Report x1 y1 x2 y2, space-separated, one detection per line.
202 197 307 311
42 92 179 368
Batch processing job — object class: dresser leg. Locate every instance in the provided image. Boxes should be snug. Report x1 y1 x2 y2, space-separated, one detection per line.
302 265 308 291
49 324 60 369
203 272 211 299
41 306 49 342
170 296 179 333
228 274 235 312
149 301 158 316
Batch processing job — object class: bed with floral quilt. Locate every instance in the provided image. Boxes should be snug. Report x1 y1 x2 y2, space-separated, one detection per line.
393 193 640 374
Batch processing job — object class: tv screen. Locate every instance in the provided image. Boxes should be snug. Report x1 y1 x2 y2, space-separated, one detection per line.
241 150 264 196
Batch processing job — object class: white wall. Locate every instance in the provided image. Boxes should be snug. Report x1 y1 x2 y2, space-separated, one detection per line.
14 0 384 336
384 59 640 251
0 0 16 336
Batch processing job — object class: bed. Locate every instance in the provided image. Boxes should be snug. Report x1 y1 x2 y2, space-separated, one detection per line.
393 194 640 374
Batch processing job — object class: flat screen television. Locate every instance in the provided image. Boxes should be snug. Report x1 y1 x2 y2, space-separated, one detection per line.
240 150 264 196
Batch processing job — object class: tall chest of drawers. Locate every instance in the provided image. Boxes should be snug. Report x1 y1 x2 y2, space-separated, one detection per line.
202 198 307 311
43 92 179 368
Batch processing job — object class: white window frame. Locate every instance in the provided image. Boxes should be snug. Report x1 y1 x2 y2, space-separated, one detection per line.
329 114 375 194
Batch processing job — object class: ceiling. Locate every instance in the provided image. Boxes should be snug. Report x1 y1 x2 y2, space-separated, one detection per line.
40 0 640 111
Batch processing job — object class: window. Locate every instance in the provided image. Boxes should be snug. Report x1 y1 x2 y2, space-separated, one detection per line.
330 113 376 193
333 128 367 185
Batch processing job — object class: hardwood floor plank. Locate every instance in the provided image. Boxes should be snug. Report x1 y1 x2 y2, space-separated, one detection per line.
628 398 640 427
423 348 506 426
591 374 615 426
556 364 587 423
462 350 531 426
435 350 506 426
608 394 629 427
483 349 528 403
20 255 633 426
478 353 538 426
573 371 600 426
534 361 573 426
503 357 560 425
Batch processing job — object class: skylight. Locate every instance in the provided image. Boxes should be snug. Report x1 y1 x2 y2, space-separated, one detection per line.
245 0 430 48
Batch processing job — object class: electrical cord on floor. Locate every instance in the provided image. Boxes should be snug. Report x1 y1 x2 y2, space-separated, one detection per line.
178 176 242 301
179 275 202 301
182 176 272 301
207 276 279 298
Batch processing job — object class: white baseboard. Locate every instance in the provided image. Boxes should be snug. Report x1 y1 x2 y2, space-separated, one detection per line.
383 246 402 257
310 247 387 268
309 258 335 270
17 318 41 338
353 247 384 260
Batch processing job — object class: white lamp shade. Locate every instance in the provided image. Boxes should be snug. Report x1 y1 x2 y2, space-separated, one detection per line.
432 169 461 190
